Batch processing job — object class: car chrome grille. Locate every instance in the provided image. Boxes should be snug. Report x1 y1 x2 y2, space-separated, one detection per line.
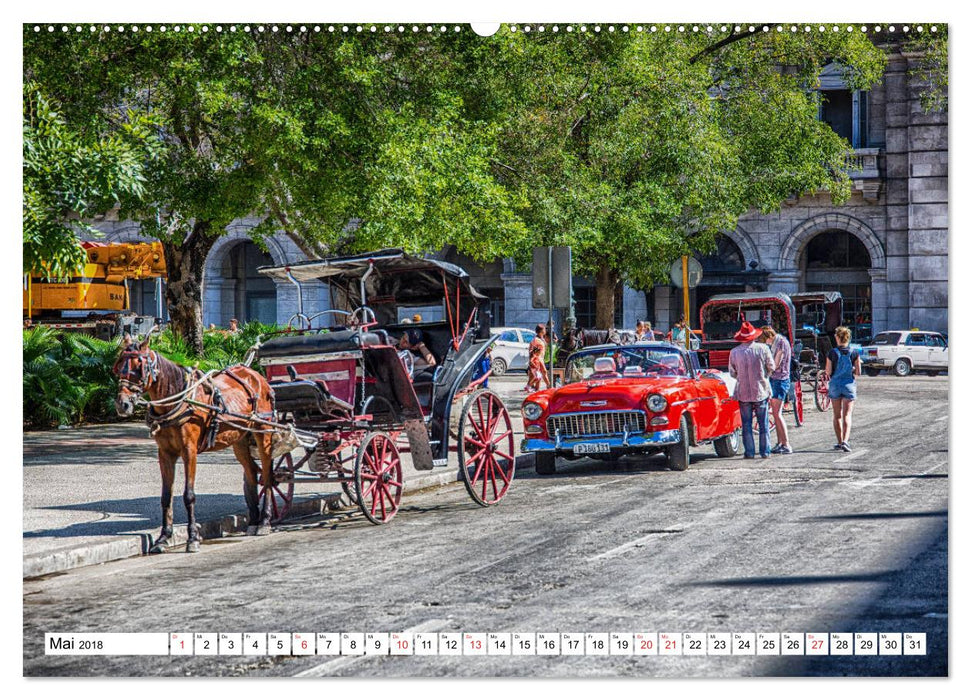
547 411 646 439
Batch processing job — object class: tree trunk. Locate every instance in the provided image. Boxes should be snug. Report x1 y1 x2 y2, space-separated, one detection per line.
161 221 217 357
595 264 619 329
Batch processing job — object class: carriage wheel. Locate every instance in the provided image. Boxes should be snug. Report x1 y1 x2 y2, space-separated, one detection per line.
354 432 403 525
257 453 296 524
336 449 359 507
458 389 516 506
814 374 832 412
340 480 359 506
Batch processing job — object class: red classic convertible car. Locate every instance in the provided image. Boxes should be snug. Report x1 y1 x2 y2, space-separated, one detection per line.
521 342 742 473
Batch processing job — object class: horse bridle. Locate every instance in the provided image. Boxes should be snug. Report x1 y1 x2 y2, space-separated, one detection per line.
116 347 160 396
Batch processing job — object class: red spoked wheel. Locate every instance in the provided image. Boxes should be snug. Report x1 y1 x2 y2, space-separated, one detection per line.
334 448 359 507
354 432 403 525
458 389 516 506
815 374 832 412
792 380 804 426
258 453 296 524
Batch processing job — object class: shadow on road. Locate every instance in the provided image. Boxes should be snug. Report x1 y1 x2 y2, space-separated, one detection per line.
23 494 245 538
687 517 948 677
514 451 687 480
689 571 900 587
770 519 948 677
802 510 947 522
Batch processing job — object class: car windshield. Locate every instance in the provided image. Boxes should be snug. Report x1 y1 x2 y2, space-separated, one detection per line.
565 347 689 383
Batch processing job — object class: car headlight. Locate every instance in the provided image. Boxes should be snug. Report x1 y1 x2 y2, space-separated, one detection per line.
647 394 668 413
522 402 543 421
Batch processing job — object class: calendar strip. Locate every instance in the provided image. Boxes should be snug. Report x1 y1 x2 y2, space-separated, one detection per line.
43 632 928 656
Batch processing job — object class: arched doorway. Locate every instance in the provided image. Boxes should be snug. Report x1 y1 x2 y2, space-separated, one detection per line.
222 242 277 325
802 230 873 343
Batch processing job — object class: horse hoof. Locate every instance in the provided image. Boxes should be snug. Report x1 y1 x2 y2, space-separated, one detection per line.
255 525 272 536
149 539 169 554
246 525 259 536
186 540 201 553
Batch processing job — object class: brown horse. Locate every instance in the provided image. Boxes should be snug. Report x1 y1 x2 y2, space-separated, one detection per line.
113 333 277 553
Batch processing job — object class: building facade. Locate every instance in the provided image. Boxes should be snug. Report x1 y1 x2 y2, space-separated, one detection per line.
87 46 947 341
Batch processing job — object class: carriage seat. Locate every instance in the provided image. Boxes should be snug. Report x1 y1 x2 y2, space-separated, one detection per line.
259 329 391 358
270 378 351 415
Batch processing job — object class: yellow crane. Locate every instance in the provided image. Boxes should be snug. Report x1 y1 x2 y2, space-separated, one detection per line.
24 241 167 338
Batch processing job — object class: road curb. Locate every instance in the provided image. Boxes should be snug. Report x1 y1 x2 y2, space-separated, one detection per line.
23 467 467 580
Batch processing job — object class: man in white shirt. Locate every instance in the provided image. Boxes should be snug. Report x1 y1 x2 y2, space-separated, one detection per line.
728 321 776 459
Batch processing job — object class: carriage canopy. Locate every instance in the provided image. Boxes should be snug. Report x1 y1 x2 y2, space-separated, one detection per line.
259 249 487 319
700 292 797 342
790 291 844 335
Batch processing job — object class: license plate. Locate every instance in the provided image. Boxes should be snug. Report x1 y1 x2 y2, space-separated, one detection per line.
573 442 611 455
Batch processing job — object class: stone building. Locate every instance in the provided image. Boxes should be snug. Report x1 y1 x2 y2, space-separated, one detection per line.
87 42 946 341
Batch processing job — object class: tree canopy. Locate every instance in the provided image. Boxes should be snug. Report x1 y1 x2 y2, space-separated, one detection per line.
23 85 150 278
470 28 887 324
24 24 894 337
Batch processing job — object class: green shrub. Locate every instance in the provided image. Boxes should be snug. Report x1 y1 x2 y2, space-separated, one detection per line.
23 327 120 428
23 321 279 429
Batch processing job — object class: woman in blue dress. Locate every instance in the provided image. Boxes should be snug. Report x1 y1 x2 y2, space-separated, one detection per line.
823 326 863 452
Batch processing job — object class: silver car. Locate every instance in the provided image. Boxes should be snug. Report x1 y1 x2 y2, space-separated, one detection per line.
489 327 538 376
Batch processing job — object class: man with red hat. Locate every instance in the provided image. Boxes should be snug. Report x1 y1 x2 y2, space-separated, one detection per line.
728 320 776 459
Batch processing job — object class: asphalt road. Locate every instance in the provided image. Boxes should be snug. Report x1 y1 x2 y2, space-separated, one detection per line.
23 375 948 677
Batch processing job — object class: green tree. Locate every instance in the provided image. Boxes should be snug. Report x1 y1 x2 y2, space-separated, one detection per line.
24 28 359 354
257 33 532 262
905 26 948 112
474 27 887 327
23 28 526 353
23 85 149 278
24 26 893 341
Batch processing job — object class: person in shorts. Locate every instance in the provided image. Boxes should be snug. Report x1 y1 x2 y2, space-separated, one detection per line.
823 326 862 452
760 325 793 454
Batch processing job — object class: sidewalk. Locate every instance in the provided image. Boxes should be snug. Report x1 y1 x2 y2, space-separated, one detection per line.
23 377 530 578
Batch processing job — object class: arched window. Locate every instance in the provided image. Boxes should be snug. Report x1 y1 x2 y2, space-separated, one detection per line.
698 235 745 273
803 230 873 343
805 230 872 270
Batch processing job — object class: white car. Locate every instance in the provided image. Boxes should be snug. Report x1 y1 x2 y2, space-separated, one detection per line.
860 330 948 377
489 327 538 376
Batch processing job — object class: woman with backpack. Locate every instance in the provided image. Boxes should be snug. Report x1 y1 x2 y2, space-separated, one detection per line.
823 326 863 452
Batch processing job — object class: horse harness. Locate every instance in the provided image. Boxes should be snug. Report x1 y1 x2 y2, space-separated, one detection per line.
123 349 273 447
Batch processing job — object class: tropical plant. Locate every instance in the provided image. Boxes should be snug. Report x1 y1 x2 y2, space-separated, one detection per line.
23 327 121 428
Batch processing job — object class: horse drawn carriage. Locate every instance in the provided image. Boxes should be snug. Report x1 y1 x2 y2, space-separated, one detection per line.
252 249 516 525
698 292 807 426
